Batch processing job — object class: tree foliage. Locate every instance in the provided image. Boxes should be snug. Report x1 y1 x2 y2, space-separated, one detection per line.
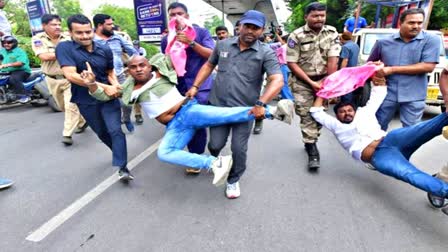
428 1 448 30
204 15 223 36
51 0 82 28
4 0 30 36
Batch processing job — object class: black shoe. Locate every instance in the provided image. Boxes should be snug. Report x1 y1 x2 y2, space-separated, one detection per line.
305 143 320 170
253 119 263 135
75 123 88 134
135 114 144 125
427 175 447 208
118 167 134 182
62 136 73 146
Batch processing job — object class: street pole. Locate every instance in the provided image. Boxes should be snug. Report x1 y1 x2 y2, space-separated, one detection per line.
353 0 363 32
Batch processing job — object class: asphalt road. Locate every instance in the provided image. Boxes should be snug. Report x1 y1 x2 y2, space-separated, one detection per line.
1 103 447 252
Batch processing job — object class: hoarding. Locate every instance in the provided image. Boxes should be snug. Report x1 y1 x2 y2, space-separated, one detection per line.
133 0 167 42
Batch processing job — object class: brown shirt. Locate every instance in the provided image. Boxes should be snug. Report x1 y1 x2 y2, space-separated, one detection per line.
31 31 71 75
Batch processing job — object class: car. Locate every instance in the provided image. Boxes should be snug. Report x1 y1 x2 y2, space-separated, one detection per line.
352 28 447 112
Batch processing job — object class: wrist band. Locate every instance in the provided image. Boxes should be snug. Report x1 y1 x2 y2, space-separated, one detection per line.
192 85 200 89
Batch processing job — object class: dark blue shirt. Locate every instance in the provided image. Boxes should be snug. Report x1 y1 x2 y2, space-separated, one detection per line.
56 40 115 104
339 40 359 68
161 24 215 93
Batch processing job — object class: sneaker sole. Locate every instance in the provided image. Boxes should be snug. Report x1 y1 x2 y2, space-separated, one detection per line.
0 182 13 189
185 168 201 174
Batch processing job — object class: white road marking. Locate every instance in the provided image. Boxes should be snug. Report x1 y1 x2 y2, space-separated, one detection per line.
26 139 162 242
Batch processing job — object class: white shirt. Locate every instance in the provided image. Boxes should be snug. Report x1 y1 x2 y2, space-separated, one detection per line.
310 86 388 161
0 9 11 36
139 87 185 119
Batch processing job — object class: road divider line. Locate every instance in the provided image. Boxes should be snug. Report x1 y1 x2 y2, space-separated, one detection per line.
26 139 162 242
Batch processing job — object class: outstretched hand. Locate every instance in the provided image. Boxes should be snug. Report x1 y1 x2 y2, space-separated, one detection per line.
81 62 96 86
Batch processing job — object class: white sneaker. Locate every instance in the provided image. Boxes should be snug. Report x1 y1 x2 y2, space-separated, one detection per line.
210 155 232 186
226 181 240 199
269 99 294 124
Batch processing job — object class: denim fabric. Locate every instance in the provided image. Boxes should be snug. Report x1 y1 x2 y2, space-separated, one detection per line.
371 112 448 197
157 99 264 169
280 64 294 100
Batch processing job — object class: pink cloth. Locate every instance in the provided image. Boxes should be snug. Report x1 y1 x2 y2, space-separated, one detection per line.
317 63 381 99
165 16 196 77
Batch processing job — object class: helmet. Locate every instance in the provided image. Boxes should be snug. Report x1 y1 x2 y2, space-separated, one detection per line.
2 36 18 49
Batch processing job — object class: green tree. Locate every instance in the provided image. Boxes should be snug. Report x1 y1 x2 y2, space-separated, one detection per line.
51 0 82 26
204 15 223 35
93 4 137 40
4 0 30 36
428 1 448 30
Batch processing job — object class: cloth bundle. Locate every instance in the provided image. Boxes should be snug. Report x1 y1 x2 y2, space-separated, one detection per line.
317 62 382 99
165 16 196 77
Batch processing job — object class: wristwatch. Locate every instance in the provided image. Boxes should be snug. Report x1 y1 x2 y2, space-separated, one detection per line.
255 100 266 107
189 41 196 48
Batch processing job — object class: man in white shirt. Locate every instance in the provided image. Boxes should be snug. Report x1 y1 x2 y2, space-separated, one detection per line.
0 0 11 37
310 77 448 210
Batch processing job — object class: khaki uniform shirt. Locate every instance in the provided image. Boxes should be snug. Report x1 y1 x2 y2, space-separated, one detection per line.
286 24 340 77
31 32 71 75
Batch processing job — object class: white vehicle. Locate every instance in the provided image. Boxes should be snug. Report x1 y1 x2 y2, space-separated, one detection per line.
353 28 447 112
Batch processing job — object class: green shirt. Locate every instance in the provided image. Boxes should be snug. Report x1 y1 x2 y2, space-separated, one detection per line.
0 47 31 74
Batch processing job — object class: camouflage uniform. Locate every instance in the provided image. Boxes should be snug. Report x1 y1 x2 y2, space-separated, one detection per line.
31 32 85 137
286 24 340 143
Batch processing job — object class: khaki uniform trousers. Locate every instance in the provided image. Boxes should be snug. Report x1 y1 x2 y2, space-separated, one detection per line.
46 77 85 136
289 77 321 144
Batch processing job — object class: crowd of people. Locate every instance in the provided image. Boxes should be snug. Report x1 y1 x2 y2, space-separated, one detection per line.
2 1 448 216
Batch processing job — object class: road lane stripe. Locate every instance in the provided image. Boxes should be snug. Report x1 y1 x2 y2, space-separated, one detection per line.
25 139 162 242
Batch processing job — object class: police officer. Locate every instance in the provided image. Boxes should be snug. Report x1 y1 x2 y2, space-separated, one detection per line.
32 14 86 145
286 2 340 170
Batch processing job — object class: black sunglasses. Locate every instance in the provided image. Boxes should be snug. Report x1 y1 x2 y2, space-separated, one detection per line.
2 41 13 44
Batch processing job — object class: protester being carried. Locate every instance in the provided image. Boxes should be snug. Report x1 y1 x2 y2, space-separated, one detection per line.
84 54 294 186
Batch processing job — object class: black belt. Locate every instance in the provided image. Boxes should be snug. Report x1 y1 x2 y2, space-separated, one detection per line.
46 74 65 80
308 74 327 81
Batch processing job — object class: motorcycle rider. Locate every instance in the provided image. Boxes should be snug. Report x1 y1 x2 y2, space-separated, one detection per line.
0 36 31 103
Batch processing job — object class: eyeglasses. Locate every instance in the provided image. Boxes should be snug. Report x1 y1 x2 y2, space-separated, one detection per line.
2 41 13 44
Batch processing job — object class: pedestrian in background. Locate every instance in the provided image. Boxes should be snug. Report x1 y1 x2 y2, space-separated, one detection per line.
56 14 132 181
286 2 340 170
338 31 359 103
93 13 138 133
367 8 440 130
161 2 215 174
32 14 87 146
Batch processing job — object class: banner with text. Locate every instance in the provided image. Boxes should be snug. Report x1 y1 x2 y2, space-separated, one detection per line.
26 0 51 35
133 0 167 42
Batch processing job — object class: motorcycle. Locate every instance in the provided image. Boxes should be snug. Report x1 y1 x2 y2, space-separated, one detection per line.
0 69 60 111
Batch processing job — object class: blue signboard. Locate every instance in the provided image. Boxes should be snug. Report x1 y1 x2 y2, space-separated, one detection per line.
133 0 167 42
26 0 50 35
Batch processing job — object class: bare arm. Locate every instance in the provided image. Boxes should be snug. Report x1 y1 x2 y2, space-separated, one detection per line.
259 73 283 104
313 96 325 107
287 62 321 91
185 61 215 98
37 52 57 61
176 31 212 59
340 58 348 69
376 62 436 78
327 56 339 75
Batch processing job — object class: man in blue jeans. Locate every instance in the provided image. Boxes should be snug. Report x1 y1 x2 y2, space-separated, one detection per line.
311 74 448 208
56 14 132 181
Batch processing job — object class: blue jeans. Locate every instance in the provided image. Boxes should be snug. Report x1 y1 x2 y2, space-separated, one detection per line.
157 100 269 169
280 64 294 100
371 112 448 197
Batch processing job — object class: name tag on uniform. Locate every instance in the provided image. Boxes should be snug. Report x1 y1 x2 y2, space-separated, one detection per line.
220 51 229 58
